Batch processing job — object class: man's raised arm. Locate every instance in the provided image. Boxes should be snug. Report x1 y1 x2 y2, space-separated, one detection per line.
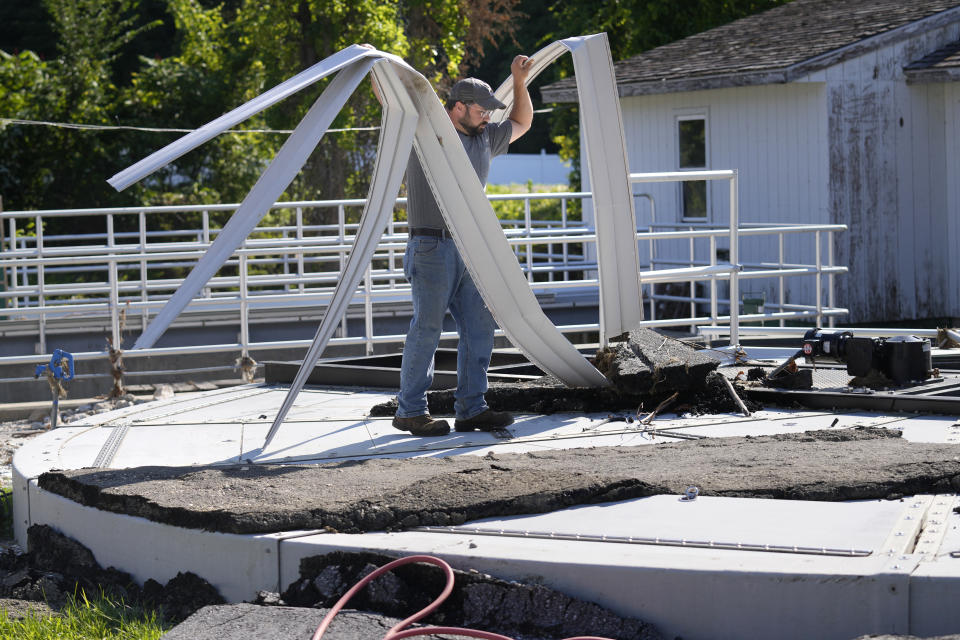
508 55 534 142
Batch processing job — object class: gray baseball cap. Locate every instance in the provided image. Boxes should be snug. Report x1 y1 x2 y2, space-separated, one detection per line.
449 78 506 110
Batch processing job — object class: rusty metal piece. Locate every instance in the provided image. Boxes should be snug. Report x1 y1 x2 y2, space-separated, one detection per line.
107 335 126 398
768 350 804 380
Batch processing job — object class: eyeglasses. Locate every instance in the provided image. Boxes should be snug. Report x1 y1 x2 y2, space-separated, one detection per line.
464 103 492 118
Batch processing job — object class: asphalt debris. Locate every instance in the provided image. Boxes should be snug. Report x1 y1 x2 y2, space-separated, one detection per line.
161 604 436 640
369 328 743 417
594 327 719 394
37 427 960 535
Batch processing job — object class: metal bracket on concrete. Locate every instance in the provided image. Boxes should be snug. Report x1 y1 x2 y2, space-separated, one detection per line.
878 495 934 556
914 494 959 561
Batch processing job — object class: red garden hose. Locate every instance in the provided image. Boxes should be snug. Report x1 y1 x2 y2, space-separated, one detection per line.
311 554 615 640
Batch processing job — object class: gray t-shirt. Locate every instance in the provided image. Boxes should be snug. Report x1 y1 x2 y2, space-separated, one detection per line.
406 120 513 230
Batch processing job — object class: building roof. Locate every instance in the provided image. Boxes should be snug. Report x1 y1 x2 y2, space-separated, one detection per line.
541 0 960 101
904 39 960 82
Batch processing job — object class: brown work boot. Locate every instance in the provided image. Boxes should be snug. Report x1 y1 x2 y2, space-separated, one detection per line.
454 409 514 432
392 414 450 436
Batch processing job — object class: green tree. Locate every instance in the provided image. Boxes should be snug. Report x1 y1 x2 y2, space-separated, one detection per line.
0 0 162 213
0 0 521 215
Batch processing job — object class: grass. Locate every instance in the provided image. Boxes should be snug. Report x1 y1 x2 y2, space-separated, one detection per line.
0 482 169 639
0 488 11 540
0 590 169 640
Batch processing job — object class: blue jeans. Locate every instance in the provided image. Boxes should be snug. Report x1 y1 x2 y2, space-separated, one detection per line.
397 236 496 420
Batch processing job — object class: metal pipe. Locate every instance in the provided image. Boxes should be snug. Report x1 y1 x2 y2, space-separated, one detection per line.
778 232 785 329
139 211 149 331
815 230 823 328
364 264 373 355
709 235 717 329
630 169 736 183
107 214 120 348
36 213 46 354
728 170 740 347
0 321 605 366
828 231 836 329
239 253 249 357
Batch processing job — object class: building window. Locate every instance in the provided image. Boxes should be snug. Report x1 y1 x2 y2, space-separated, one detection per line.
677 116 707 220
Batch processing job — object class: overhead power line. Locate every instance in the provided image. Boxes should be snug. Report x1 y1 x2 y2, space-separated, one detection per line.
0 117 381 134
0 108 557 135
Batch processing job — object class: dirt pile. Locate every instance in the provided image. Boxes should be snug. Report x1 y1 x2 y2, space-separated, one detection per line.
0 524 223 623
278 550 662 640
371 329 754 417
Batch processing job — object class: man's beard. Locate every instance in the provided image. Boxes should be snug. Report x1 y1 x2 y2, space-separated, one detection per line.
457 114 486 136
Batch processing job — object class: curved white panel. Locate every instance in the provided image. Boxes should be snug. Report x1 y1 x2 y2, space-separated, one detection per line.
131 59 376 350
107 42 617 450
493 34 643 341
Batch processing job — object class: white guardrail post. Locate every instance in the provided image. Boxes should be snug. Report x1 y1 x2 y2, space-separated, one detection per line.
107 213 121 349
728 169 740 348
629 169 746 347
36 213 47 354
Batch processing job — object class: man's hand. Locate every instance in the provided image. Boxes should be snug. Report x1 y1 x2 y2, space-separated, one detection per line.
511 55 534 83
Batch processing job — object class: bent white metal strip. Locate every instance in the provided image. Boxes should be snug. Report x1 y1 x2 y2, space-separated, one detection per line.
493 34 643 343
394 63 608 388
107 45 382 191
130 59 376 350
263 54 610 450
109 42 612 449
259 62 419 450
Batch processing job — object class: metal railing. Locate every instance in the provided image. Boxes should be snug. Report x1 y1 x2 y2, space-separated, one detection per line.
0 187 847 365
630 170 846 342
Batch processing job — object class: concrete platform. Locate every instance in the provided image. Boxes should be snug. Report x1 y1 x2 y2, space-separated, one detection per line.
11 382 960 640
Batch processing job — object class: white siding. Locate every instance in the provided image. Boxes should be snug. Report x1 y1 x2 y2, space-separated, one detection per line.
947 82 960 319
621 84 828 319
828 22 957 321
615 19 960 323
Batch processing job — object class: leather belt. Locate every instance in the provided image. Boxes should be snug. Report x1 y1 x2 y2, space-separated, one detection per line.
409 227 451 239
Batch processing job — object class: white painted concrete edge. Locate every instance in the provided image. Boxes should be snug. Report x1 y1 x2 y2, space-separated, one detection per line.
13 464 960 640
12 421 960 639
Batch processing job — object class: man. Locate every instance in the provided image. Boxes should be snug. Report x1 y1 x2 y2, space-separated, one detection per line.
393 55 535 437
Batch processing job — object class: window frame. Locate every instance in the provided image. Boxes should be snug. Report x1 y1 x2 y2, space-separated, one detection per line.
675 112 710 222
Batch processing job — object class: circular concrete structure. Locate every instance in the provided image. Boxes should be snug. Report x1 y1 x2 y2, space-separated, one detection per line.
13 382 960 640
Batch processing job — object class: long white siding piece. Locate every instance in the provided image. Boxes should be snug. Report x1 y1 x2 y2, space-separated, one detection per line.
108 41 612 443
259 62 419 450
129 58 376 350
493 34 643 341
107 45 386 191
394 62 609 389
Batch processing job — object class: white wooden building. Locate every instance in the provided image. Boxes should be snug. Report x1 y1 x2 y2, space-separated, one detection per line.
543 0 960 324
